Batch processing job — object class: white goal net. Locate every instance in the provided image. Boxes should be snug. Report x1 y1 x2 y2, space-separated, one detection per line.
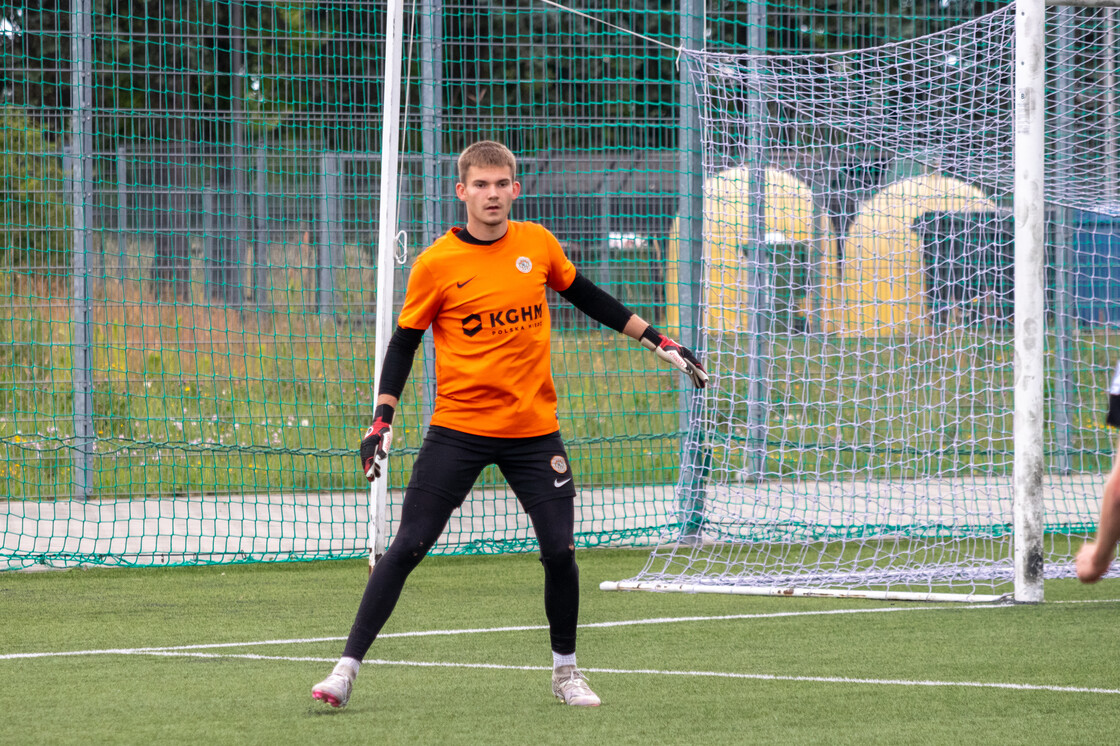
607 4 1120 601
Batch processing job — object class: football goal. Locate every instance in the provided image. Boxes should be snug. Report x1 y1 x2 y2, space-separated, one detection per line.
603 0 1120 602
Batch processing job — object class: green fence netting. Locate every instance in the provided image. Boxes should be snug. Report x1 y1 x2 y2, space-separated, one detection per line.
4 0 1114 571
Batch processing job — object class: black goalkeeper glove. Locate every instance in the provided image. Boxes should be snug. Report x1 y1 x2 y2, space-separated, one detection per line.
640 325 709 389
360 403 395 482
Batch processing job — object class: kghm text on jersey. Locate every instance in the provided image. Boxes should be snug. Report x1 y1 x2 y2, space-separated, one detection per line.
489 304 543 328
461 303 545 337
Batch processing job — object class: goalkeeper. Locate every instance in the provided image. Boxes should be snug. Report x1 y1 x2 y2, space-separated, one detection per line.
1076 360 1120 583
312 140 706 709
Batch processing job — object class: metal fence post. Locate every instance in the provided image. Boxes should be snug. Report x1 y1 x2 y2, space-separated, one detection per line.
319 151 339 317
678 0 706 538
116 144 128 285
70 0 94 500
203 171 217 291
1052 7 1076 475
744 0 770 479
600 173 612 301
254 144 269 307
230 0 247 307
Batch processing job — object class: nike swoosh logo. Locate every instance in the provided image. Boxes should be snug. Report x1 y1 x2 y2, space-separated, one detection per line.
554 477 572 488
456 277 476 289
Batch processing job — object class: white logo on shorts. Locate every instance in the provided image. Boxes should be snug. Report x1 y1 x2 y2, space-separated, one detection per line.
550 455 568 473
554 477 572 488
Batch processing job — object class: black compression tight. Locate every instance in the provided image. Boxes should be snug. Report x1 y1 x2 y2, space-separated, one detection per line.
341 489 579 660
531 496 579 655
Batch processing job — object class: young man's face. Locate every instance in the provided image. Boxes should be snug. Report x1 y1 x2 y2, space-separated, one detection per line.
456 165 521 231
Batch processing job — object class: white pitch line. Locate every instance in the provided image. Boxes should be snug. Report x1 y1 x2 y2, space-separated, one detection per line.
3 598 1118 663
78 649 1120 697
0 604 1001 661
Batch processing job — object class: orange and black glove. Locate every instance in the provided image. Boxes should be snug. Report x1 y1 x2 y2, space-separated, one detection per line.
640 325 708 389
360 404 394 482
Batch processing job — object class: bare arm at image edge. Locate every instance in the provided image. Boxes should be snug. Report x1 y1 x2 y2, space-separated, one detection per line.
1079 368 1120 582
1076 435 1120 583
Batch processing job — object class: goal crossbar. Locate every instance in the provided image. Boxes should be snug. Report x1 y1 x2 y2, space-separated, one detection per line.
1046 0 1120 7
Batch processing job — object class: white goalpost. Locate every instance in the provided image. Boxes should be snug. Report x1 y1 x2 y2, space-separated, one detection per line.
603 0 1120 602
1013 0 1047 603
370 0 407 568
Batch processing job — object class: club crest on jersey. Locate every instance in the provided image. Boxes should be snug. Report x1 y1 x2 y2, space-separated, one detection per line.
516 256 532 273
550 455 568 474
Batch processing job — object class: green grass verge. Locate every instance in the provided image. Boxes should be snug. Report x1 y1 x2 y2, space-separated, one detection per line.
2 548 1119 744
0 301 686 498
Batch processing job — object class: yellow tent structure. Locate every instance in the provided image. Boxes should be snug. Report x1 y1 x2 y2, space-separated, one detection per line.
666 167 840 336
836 174 996 336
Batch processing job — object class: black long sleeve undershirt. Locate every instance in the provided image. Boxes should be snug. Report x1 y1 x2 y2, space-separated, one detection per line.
558 271 633 333
378 326 424 400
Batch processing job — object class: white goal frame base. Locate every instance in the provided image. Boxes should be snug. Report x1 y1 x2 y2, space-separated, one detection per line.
599 581 1010 604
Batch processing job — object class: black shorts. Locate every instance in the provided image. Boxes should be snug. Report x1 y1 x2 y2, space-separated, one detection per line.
407 425 577 510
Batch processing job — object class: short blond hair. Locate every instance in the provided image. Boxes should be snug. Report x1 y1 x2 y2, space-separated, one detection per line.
457 140 517 183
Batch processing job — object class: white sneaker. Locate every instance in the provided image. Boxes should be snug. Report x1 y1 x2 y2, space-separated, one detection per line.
311 672 353 708
551 665 601 707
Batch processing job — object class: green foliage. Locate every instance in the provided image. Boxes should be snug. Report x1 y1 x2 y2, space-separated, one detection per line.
0 109 68 268
5 1 1011 157
0 296 683 500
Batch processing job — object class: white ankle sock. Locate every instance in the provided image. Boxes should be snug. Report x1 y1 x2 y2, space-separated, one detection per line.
334 657 360 681
552 651 577 670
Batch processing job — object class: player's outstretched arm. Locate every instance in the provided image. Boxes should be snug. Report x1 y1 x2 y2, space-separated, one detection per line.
558 272 707 388
1077 436 1120 582
360 326 424 482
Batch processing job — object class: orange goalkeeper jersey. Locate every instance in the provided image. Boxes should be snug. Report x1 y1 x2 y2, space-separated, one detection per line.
396 220 577 437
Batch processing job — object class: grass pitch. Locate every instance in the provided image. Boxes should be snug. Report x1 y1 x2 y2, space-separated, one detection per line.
2 548 1118 744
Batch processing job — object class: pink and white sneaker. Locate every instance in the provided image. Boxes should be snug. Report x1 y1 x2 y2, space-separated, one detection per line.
311 672 353 708
551 665 601 707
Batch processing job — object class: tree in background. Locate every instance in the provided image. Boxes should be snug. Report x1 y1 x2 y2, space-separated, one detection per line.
0 108 68 271
0 0 1010 289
